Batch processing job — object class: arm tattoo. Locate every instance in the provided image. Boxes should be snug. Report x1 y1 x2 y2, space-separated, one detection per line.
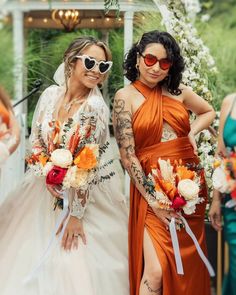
113 98 156 202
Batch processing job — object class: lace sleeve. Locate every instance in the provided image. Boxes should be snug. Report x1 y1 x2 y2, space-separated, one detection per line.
86 87 110 146
70 87 110 219
70 189 90 219
30 85 61 154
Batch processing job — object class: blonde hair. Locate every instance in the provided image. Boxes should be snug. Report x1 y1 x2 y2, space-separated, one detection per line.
63 36 112 86
0 87 12 110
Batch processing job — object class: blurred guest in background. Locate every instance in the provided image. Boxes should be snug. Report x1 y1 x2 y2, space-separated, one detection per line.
209 92 236 295
0 86 20 166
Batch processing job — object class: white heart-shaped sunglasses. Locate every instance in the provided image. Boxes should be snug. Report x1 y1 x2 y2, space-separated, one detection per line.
75 55 113 74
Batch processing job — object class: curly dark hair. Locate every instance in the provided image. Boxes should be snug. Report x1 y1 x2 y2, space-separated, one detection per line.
123 30 185 95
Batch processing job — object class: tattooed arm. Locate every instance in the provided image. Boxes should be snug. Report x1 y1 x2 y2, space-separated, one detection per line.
113 89 180 226
112 91 157 205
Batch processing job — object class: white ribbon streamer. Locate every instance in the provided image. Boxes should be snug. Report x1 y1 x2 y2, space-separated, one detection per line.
170 216 215 277
225 198 236 208
23 191 70 284
169 218 184 275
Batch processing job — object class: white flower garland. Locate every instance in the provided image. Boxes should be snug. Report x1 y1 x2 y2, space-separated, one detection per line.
195 112 219 197
154 0 217 102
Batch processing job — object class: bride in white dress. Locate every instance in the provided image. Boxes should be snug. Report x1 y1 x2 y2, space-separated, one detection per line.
0 36 129 295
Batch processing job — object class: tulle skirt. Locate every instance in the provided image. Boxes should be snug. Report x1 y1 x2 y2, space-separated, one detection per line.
0 165 129 295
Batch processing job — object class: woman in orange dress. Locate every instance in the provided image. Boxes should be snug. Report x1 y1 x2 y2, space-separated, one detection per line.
113 30 215 295
0 87 20 165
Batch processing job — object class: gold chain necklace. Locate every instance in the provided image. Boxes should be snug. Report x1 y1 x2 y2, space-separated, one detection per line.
63 97 86 112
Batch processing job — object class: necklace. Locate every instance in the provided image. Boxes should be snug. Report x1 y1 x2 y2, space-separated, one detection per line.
63 97 86 112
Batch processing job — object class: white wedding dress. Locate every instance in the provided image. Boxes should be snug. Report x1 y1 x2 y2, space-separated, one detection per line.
0 83 129 295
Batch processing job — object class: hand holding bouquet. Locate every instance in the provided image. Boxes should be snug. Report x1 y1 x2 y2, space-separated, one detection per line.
26 118 104 209
147 159 203 215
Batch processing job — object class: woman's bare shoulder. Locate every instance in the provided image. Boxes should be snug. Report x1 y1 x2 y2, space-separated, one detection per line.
115 84 137 101
222 93 236 104
116 84 137 98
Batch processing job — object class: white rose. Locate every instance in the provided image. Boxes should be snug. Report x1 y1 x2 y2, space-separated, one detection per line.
51 149 73 168
212 166 230 193
178 179 199 200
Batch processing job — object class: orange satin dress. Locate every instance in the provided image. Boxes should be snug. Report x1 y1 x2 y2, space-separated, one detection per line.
129 80 211 295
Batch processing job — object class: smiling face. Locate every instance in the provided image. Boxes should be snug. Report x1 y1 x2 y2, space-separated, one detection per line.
70 44 108 89
138 43 170 88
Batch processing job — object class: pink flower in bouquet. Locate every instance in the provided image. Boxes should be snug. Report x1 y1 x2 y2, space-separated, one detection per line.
171 194 187 210
46 166 68 185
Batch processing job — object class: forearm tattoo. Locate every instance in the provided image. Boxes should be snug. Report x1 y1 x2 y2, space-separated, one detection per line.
144 280 162 294
113 98 156 202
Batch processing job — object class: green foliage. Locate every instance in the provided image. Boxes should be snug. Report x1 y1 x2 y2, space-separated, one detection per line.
0 26 14 97
133 12 164 41
196 3 236 109
104 0 120 15
108 29 124 95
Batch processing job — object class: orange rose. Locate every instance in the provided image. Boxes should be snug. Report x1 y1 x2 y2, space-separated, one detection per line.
176 166 195 181
74 146 97 170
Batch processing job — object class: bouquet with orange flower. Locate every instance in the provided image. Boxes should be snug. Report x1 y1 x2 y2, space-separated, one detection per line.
212 148 236 202
147 159 203 215
146 159 215 277
26 116 113 208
